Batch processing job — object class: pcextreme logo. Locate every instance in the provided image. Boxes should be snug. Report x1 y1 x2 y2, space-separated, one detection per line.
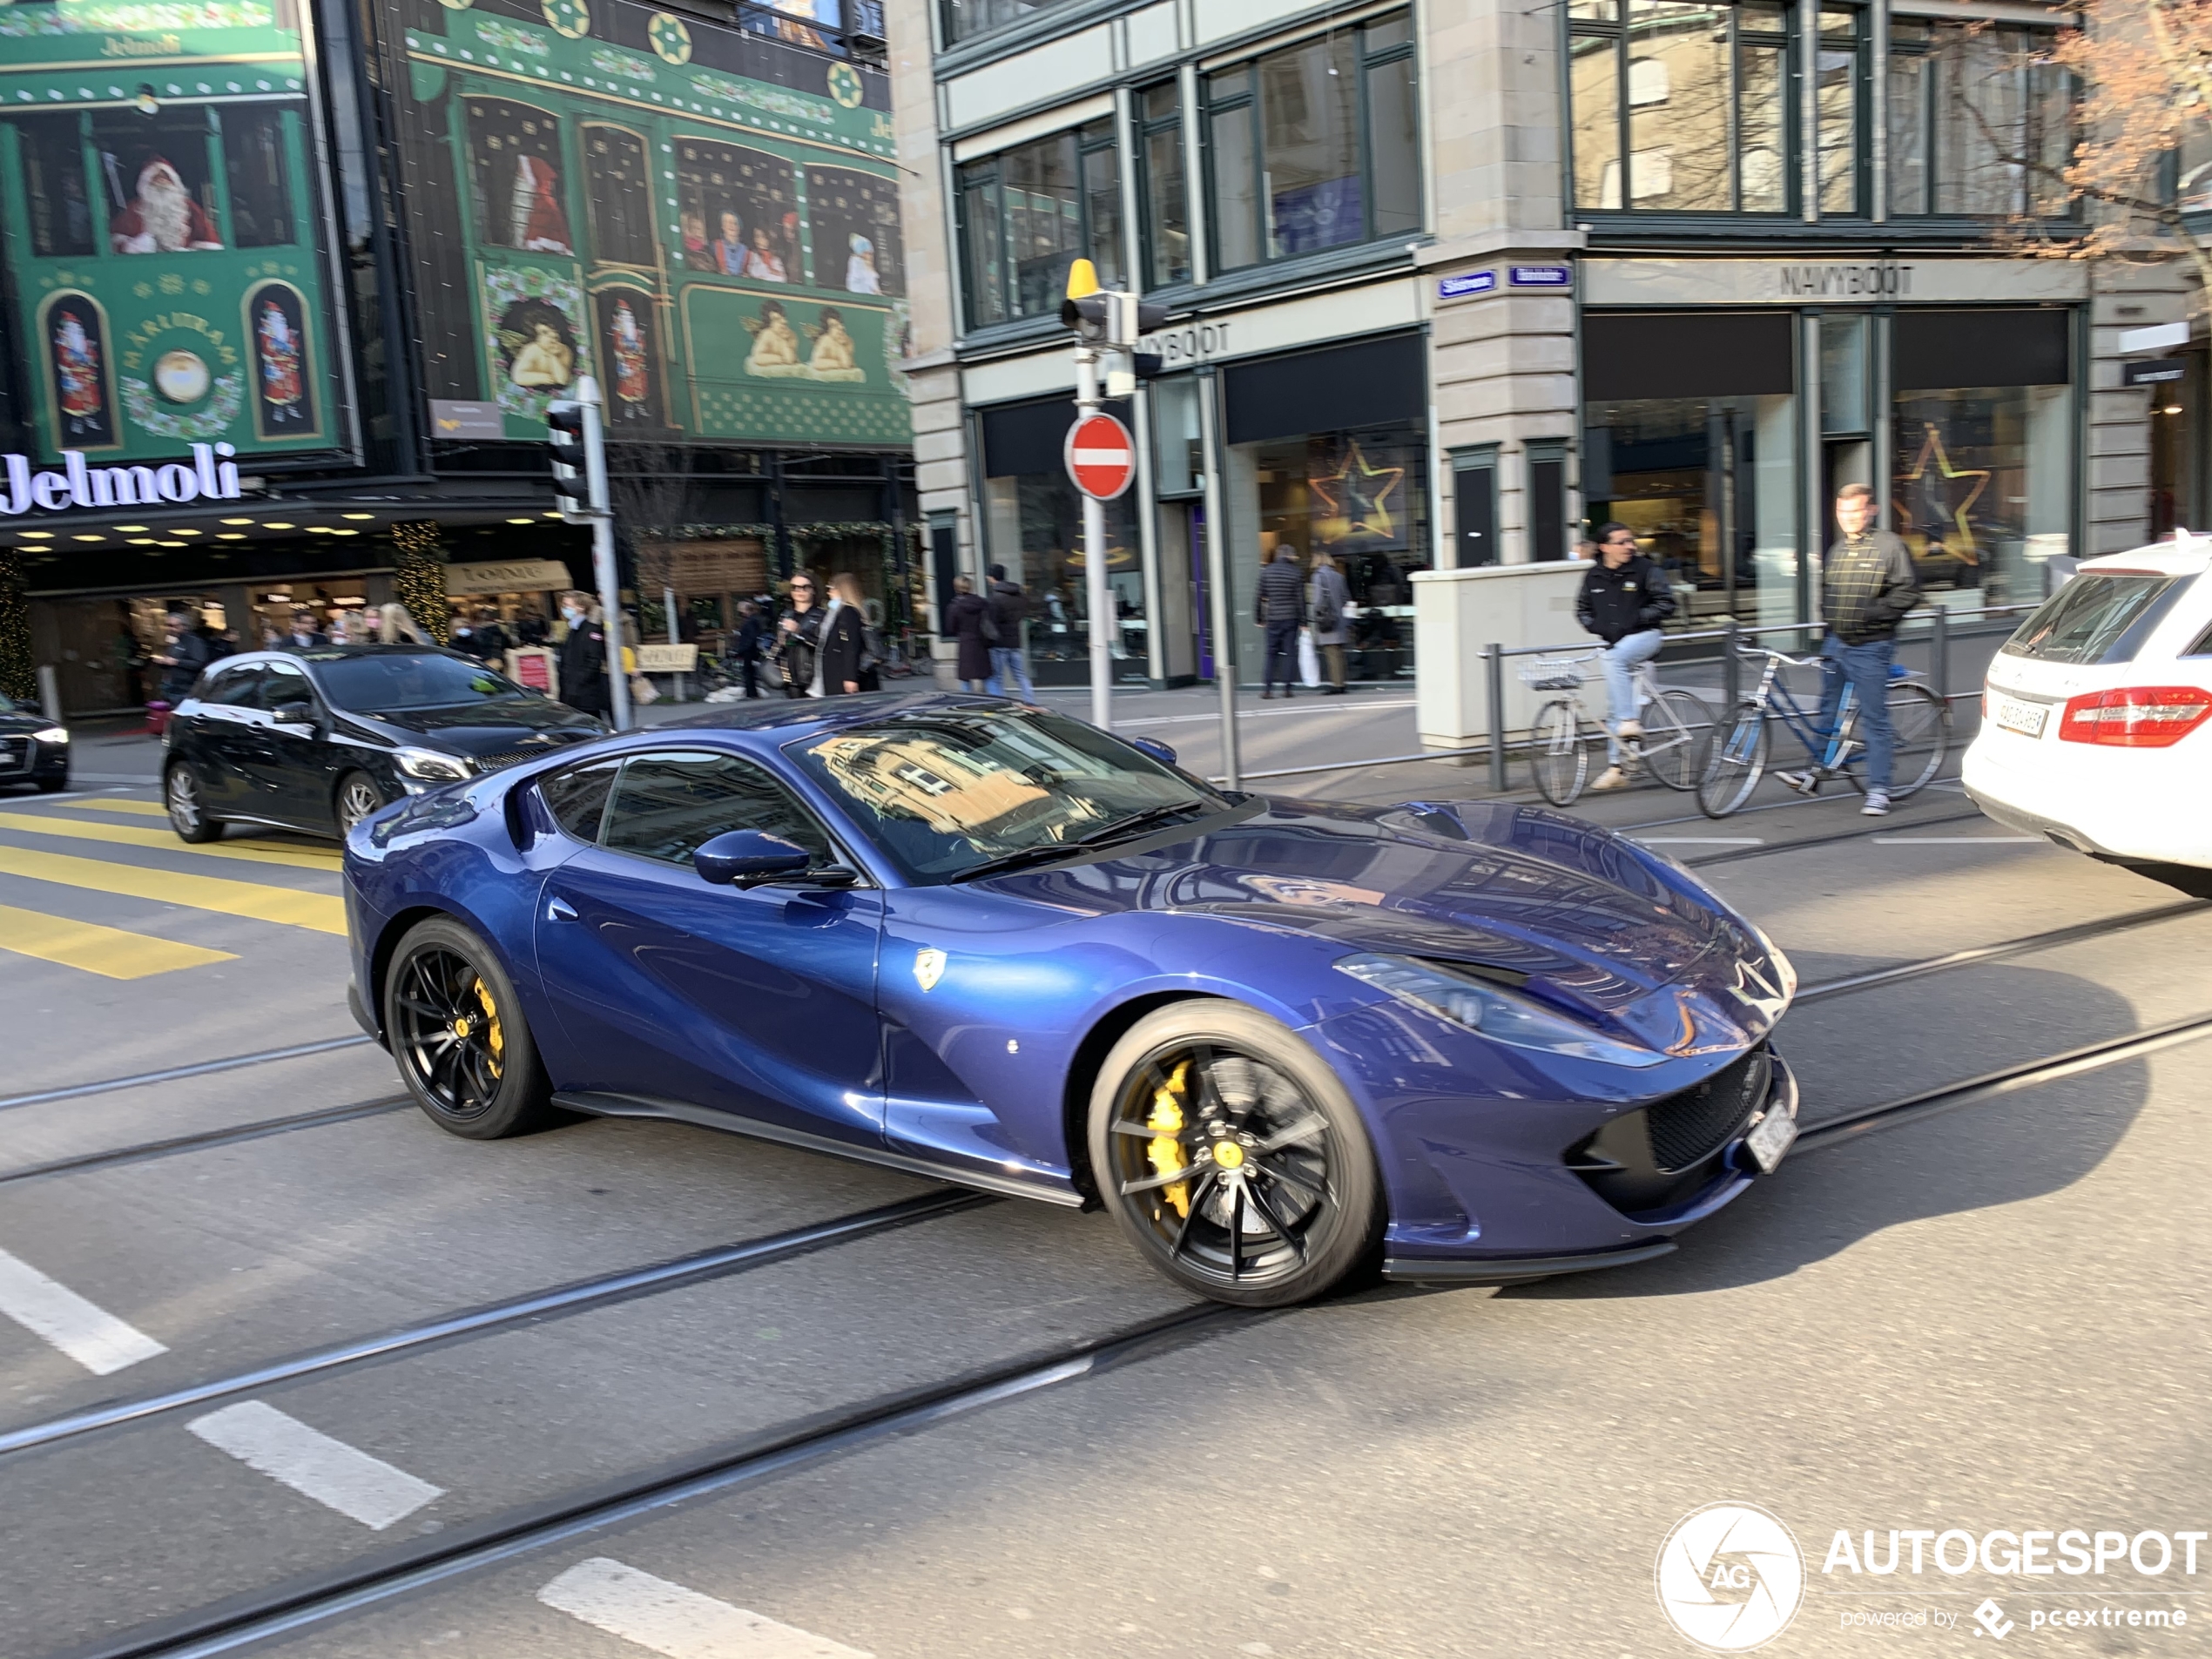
1656 1502 1807 1652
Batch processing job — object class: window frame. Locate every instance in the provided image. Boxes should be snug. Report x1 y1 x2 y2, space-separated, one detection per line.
1885 19 2078 223
1567 0 1804 218
1200 10 1421 278
1136 80 1190 293
954 119 1121 333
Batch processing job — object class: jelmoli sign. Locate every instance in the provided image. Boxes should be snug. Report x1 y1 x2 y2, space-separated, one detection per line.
1 443 244 516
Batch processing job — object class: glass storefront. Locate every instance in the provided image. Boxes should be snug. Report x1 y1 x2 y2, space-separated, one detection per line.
1582 311 1801 626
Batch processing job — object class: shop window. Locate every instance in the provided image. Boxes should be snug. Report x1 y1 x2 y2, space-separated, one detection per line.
1887 22 2076 219
219 105 294 249
806 165 905 297
1582 311 1801 627
940 0 1079 46
1138 83 1190 290
1203 11 1420 273
1569 0 1795 214
91 111 226 253
957 122 1118 330
674 138 799 280
1892 309 2074 609
583 125 657 269
11 113 96 259
1816 8 1861 215
2178 125 2212 215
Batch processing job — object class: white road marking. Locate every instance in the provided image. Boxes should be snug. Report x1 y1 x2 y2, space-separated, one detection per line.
0 1246 167 1375
540 1558 873 1659
186 1401 442 1530
1872 836 2040 845
1633 837 1765 846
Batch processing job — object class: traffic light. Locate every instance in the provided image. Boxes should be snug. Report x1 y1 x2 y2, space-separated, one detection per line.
547 401 593 522
1060 261 1176 350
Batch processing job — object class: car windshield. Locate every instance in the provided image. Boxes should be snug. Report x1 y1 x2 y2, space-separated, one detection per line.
787 706 1225 884
307 651 534 711
2001 573 2182 666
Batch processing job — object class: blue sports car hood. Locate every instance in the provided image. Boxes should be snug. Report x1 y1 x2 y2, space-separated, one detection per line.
980 796 1790 1051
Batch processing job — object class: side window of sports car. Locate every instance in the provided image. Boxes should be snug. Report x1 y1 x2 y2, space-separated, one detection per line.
541 759 622 844
201 664 263 708
601 751 833 869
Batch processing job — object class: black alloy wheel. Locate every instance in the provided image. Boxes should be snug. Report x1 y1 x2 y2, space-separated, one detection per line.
383 916 552 1138
335 771 386 835
165 763 221 843
1089 1001 1382 1307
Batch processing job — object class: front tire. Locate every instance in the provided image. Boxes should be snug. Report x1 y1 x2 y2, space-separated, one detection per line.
165 763 222 843
1696 705 1770 818
383 917 553 1139
1842 682 1948 799
1088 1001 1383 1307
1642 690 1714 792
34 776 67 794
1528 699 1588 806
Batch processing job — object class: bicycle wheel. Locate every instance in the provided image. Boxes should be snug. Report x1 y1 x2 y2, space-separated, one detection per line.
1640 689 1714 792
1696 705 1770 818
1841 681 1949 799
1529 699 1590 807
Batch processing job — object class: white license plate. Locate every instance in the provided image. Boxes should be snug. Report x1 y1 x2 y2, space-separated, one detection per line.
1993 695 2049 738
1744 1107 1797 1173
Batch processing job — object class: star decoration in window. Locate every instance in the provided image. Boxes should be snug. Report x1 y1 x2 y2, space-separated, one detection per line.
1897 421 1990 557
1308 441 1406 541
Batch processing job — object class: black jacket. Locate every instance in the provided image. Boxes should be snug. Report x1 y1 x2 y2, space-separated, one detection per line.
946 592 993 682
558 617 610 712
774 604 825 693
988 578 1028 637
817 603 878 694
1254 556 1305 625
157 631 212 702
1576 554 1676 645
1822 529 1922 644
735 613 767 661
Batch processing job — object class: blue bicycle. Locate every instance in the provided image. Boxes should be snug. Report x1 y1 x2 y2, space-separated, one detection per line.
1696 640 1949 817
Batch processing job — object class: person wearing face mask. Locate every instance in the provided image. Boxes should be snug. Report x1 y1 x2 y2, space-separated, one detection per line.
556 590 610 718
774 572 825 698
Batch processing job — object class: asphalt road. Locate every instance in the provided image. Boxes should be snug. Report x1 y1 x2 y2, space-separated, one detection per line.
0 731 2205 1659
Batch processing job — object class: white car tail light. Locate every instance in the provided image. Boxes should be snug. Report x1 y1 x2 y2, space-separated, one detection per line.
2057 686 2212 748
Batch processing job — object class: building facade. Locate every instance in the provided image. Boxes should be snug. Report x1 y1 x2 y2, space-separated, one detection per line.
887 0 2182 689
0 0 914 713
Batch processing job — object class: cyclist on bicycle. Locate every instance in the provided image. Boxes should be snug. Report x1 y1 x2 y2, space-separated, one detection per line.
1575 523 1677 790
1777 482 1922 815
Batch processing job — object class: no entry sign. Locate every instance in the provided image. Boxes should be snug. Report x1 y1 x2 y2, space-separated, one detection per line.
1065 413 1136 501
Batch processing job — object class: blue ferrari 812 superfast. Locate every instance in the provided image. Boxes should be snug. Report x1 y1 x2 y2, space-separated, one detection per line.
343 694 1798 1306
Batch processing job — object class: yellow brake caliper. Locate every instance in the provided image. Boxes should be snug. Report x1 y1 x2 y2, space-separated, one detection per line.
1145 1060 1191 1219
473 977 503 1080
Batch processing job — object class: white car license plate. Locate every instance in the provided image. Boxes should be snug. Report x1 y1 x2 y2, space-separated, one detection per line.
1993 695 2049 738
1744 1107 1797 1173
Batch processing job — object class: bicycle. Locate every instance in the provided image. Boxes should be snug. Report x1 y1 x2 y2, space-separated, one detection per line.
1521 651 1715 807
1696 640 1948 818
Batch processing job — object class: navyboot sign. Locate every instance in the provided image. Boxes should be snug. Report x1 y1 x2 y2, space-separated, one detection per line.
0 444 243 517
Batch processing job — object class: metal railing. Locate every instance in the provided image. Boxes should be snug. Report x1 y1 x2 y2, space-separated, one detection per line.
1217 603 2038 790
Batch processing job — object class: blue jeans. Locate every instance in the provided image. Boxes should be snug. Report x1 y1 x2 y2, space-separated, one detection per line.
985 645 1035 701
1819 634 1894 790
1263 618 1300 691
1600 628 1664 763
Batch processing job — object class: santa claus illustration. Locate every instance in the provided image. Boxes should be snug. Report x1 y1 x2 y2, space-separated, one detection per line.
508 155 573 255
109 158 224 254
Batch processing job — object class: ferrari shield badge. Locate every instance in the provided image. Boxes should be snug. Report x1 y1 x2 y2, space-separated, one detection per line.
914 948 947 992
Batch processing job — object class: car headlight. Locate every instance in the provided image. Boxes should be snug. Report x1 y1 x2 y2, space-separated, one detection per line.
1336 953 1668 1068
31 726 68 745
394 745 474 783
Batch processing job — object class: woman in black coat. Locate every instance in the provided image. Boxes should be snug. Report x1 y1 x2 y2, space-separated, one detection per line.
944 575 992 691
818 572 879 695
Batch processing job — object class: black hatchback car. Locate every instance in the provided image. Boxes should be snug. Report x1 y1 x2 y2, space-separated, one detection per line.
164 645 606 841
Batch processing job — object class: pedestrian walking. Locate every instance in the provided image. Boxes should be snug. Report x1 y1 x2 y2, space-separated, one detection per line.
734 599 766 698
1575 523 1677 790
280 607 325 651
556 590 611 718
983 563 1036 700
149 610 212 704
774 572 826 698
1308 551 1351 695
818 572 880 695
945 575 993 691
1254 542 1305 699
1777 482 1922 815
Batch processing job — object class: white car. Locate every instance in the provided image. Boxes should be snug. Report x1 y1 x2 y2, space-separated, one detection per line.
1964 540 2212 893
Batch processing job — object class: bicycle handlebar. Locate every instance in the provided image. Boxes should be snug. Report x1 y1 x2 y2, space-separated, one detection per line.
1734 638 1825 670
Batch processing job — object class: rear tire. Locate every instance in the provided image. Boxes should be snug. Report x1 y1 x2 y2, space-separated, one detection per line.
165 763 222 843
382 916 553 1139
1529 699 1589 806
34 776 67 794
1088 1001 1383 1308
1842 682 1947 799
335 771 386 835
1696 705 1770 818
1642 689 1713 792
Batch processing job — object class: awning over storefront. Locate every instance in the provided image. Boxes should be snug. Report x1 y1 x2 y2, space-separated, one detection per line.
443 558 576 593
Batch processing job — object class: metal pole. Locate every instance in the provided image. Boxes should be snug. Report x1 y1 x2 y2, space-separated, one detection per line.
1485 643 1507 793
1931 603 1949 702
664 582 682 703
1197 367 1239 789
1076 341 1112 731
1723 616 1741 711
577 374 632 732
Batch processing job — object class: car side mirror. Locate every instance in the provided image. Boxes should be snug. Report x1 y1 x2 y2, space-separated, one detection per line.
693 829 814 887
271 699 318 730
1128 736 1177 767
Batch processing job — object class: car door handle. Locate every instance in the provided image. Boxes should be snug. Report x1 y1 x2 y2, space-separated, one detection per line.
546 896 577 922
